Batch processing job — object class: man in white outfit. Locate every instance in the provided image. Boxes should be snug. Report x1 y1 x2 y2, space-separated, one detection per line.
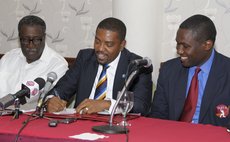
0 15 68 110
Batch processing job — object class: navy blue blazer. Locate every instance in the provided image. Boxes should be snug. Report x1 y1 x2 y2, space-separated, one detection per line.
52 48 153 116
150 50 230 127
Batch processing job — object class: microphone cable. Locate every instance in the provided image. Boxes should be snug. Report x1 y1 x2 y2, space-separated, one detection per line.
14 110 38 142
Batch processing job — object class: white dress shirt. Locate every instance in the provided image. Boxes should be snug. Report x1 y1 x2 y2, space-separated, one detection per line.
0 43 68 110
89 52 121 113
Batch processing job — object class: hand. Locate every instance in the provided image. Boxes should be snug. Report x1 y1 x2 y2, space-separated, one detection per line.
46 96 67 113
76 99 111 114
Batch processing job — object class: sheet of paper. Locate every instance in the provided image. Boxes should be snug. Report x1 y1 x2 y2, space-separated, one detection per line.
53 108 76 115
97 109 121 115
21 109 36 113
69 132 108 140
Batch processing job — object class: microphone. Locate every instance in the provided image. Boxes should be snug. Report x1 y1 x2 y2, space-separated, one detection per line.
131 57 152 68
36 72 58 110
0 78 45 109
24 78 46 99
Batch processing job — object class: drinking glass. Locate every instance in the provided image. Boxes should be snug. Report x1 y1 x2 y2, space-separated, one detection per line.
116 91 134 126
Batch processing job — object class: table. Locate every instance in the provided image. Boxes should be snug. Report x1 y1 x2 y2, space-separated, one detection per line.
0 114 229 142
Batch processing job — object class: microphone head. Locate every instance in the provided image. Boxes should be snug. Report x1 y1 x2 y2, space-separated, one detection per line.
47 72 57 83
131 57 152 68
34 77 46 89
0 94 15 109
0 77 46 109
37 72 57 109
143 57 152 68
23 77 46 99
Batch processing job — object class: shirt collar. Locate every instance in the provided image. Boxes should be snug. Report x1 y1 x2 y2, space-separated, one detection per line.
190 49 215 74
108 52 121 68
38 43 49 63
99 52 121 69
19 43 48 64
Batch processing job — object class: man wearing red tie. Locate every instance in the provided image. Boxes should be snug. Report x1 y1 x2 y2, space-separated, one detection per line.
150 14 230 127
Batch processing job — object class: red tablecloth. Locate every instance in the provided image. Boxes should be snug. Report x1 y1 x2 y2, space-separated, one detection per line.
0 114 229 142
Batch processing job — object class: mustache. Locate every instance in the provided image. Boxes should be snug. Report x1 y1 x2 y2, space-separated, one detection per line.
25 47 37 52
95 51 107 55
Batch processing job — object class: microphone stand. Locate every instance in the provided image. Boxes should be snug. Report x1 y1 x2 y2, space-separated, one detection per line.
92 69 139 134
12 96 25 119
36 93 48 118
13 98 21 119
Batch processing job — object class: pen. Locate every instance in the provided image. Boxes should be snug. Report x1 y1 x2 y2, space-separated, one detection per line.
54 89 61 99
54 89 67 112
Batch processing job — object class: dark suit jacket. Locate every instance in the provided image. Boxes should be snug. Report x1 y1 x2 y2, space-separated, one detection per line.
53 48 153 116
150 50 230 127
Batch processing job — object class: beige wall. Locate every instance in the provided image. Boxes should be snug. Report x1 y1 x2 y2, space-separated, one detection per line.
0 0 112 57
1 0 230 83
113 0 230 83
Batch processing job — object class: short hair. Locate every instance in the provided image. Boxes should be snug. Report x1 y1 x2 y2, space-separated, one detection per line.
96 17 126 41
179 14 217 44
18 15 46 34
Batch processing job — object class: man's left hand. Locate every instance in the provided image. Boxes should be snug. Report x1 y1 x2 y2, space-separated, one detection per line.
76 99 111 114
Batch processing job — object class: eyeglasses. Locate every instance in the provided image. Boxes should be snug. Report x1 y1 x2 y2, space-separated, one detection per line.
20 37 43 45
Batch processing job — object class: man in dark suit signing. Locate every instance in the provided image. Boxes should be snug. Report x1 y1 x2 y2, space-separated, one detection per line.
47 17 153 116
150 14 230 127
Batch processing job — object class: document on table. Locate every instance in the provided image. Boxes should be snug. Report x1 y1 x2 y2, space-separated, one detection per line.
69 132 109 140
53 108 76 115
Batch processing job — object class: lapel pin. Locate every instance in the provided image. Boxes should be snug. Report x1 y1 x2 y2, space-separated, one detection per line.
215 104 229 118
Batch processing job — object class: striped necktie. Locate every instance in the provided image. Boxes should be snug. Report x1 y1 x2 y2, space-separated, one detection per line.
94 64 109 100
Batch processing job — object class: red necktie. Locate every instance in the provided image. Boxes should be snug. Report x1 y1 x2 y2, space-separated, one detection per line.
180 67 201 122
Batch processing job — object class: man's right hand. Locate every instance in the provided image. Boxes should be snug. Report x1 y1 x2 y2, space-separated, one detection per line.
46 96 67 113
